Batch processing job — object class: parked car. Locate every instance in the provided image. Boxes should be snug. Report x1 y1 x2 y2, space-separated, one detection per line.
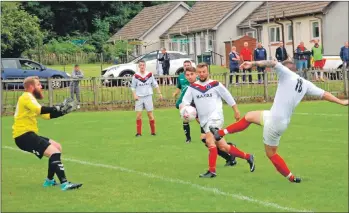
315 56 345 80
101 51 196 86
1 58 70 89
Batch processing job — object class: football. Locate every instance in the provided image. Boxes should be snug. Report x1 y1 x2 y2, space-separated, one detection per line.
180 106 197 122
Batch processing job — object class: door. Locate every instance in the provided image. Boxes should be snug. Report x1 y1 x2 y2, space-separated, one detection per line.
19 59 43 78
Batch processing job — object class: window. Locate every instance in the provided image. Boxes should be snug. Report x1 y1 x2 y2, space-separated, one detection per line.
269 26 281 43
286 24 293 41
19 60 42 70
205 33 213 52
311 21 320 39
2 59 18 68
141 53 157 62
170 53 190 59
245 31 255 38
160 40 165 49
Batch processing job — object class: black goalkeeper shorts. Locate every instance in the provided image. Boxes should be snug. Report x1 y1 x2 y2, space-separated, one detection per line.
15 132 51 159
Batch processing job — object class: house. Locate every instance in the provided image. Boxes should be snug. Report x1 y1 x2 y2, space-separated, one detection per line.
160 1 263 65
237 1 348 59
107 2 190 56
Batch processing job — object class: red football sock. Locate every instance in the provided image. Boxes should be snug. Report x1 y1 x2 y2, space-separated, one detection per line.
228 145 250 160
208 146 218 173
150 120 155 134
218 117 251 136
269 153 292 178
136 119 142 135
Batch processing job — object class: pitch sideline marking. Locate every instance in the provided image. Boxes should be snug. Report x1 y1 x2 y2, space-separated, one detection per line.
3 145 313 213
294 112 347 117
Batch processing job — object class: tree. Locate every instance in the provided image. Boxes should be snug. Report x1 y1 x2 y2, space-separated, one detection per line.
1 2 45 57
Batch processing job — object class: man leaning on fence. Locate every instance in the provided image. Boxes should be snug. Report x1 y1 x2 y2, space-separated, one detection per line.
254 42 267 84
70 64 84 109
295 42 310 79
340 41 349 69
229 46 240 85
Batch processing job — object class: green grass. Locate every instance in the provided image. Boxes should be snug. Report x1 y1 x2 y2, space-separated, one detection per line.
1 102 348 212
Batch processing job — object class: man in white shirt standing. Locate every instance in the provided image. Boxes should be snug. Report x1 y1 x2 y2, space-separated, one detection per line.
131 60 163 137
211 60 348 183
180 63 255 178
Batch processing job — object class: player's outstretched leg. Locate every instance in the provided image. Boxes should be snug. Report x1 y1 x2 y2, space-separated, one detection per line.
44 145 83 190
183 121 191 143
265 144 301 183
201 138 237 166
215 132 255 172
210 111 263 141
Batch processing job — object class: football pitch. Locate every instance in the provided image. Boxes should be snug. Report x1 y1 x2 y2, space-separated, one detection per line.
1 101 348 212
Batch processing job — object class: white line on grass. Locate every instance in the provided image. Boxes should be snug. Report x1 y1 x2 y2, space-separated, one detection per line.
3 145 314 213
294 112 348 117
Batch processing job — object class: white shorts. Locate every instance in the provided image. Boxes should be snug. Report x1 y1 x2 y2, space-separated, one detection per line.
202 118 224 134
135 95 154 112
261 110 289 146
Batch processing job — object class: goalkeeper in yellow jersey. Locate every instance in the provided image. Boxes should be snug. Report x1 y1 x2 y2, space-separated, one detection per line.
12 76 82 191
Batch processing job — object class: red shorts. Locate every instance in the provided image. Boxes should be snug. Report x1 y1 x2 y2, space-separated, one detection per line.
314 59 326 69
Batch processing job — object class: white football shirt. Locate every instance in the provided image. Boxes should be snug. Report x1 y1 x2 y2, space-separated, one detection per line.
131 72 159 97
270 62 325 123
182 79 236 127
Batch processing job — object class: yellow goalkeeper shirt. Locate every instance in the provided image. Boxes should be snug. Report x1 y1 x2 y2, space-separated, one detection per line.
12 92 50 138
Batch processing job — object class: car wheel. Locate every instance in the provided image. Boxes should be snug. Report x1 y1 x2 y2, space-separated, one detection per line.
119 71 134 87
51 76 63 89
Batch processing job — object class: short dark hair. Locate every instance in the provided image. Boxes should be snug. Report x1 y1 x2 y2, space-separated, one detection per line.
185 66 196 73
74 64 79 67
197 62 208 69
138 59 145 64
183 60 191 64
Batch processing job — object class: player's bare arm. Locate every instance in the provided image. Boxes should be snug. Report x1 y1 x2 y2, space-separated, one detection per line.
322 91 348 105
240 60 277 69
173 88 180 97
155 87 163 100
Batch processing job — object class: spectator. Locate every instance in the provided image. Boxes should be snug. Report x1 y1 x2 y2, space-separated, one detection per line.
158 47 171 85
275 42 288 62
311 39 324 81
295 41 309 78
254 42 267 84
340 41 349 68
229 46 240 85
240 42 253 83
70 64 84 109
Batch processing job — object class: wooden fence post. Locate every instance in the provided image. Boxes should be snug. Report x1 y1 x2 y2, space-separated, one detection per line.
48 78 53 107
0 78 4 115
93 77 98 106
225 72 229 88
263 71 268 102
343 62 348 97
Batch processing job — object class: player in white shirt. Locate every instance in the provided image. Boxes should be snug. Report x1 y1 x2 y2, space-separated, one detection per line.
180 63 255 178
210 60 348 183
131 60 163 137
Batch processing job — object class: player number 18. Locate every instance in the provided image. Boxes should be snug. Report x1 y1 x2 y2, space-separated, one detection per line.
295 78 303 93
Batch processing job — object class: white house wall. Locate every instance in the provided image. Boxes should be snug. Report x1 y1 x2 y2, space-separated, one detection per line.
141 5 189 54
261 16 324 59
323 1 349 56
215 1 263 65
